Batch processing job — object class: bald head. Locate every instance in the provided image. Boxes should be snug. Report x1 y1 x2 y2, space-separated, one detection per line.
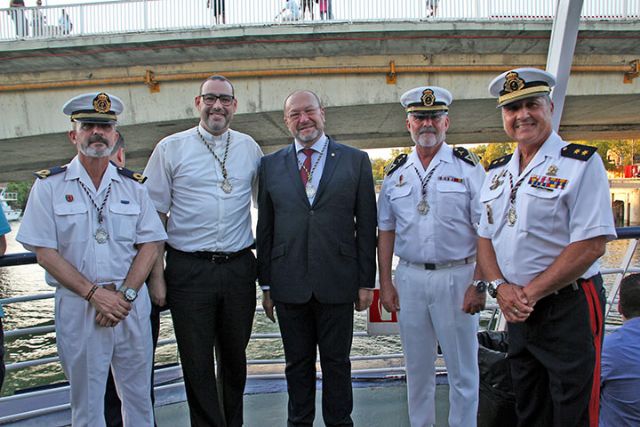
283 90 326 147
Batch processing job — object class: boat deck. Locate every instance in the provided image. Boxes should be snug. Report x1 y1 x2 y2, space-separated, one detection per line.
5 377 451 427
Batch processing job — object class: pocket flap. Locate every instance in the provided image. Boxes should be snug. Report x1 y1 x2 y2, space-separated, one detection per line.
109 202 141 215
53 203 88 216
389 185 412 201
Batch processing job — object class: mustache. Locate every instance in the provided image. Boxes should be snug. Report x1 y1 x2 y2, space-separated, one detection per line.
88 134 109 144
418 126 437 134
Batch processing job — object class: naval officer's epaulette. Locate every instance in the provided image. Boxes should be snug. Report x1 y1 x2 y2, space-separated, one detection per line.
488 154 512 171
561 143 597 161
453 146 480 166
33 165 67 179
116 166 147 184
384 153 408 177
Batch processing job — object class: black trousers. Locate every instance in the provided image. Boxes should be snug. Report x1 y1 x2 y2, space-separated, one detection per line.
104 303 163 427
507 275 605 427
275 297 354 427
166 247 257 427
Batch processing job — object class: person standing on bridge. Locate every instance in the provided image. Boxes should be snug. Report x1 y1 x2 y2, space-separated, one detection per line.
257 90 377 426
16 92 167 426
477 68 616 427
377 86 486 427
143 75 263 427
207 0 226 25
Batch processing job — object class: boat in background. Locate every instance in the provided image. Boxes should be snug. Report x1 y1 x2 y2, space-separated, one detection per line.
0 189 21 222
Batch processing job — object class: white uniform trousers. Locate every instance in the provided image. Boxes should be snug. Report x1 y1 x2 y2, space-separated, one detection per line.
395 262 479 427
55 285 154 427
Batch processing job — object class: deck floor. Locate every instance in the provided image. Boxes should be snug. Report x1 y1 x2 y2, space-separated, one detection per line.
156 382 451 427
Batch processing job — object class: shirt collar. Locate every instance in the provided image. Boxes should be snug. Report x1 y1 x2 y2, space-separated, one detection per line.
65 156 121 190
406 142 449 171
197 124 230 144
510 131 562 176
295 133 327 154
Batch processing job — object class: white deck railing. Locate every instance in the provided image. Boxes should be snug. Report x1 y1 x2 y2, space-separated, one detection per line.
1 0 639 42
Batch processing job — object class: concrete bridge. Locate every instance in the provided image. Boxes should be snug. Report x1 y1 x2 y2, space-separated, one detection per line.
1 12 639 179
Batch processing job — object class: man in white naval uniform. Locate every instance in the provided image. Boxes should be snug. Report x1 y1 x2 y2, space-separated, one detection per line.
377 86 486 427
477 68 617 427
17 92 167 427
143 75 263 426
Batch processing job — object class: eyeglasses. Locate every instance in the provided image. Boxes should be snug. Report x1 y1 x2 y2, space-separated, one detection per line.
286 108 321 121
200 93 235 106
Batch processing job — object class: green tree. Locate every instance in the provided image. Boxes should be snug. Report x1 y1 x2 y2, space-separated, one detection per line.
475 142 515 169
6 181 33 211
371 157 387 182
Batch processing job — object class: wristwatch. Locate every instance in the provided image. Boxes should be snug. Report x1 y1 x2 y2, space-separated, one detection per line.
118 286 138 302
472 280 487 293
487 279 507 298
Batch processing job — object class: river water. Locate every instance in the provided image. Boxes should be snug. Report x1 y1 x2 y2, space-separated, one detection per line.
0 218 635 397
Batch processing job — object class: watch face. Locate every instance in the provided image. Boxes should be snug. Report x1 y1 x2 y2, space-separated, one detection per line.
487 283 497 298
124 288 137 301
476 281 487 293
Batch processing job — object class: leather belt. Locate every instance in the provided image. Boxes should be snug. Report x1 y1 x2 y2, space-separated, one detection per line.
554 280 580 295
400 256 476 271
168 245 252 264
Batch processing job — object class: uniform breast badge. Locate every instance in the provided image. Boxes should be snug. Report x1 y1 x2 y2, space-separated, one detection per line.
486 204 494 225
489 170 506 190
396 174 405 187
546 165 558 176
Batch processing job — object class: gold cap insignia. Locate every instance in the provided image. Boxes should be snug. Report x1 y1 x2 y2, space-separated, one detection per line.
421 89 436 107
504 72 525 93
93 93 112 113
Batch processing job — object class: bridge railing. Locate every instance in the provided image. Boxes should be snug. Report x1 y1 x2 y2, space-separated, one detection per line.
1 0 639 42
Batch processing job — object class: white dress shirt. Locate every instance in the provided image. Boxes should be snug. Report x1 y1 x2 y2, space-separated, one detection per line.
143 125 263 253
295 134 328 205
17 156 167 287
477 132 617 286
378 144 486 264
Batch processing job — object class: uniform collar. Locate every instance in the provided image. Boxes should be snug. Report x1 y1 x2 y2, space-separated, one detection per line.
65 155 121 193
509 131 562 177
295 134 327 154
407 142 449 172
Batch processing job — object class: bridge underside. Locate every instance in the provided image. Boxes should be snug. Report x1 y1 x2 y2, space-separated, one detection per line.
1 21 639 180
2 93 638 181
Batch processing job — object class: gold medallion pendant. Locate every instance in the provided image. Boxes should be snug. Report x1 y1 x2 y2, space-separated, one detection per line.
417 199 429 215
507 207 517 226
221 178 233 194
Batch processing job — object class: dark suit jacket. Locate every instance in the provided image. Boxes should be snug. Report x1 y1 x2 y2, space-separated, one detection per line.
257 137 377 304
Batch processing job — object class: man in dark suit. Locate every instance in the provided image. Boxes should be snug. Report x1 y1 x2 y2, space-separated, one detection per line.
257 90 377 427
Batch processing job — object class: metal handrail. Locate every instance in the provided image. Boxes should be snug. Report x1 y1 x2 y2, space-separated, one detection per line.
0 226 636 383
1 0 639 42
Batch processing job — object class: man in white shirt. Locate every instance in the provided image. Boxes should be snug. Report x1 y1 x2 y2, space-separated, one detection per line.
144 75 263 427
377 86 486 427
17 92 167 426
